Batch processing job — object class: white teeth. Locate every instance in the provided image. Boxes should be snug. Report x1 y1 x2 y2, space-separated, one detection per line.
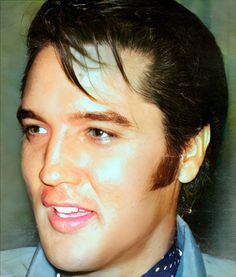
53 206 79 214
53 206 91 219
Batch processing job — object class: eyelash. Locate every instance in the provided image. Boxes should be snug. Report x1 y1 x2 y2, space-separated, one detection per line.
87 128 116 144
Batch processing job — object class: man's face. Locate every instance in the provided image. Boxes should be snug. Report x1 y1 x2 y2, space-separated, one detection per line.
20 45 179 274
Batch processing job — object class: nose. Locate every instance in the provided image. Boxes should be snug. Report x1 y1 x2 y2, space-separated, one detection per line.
39 130 82 186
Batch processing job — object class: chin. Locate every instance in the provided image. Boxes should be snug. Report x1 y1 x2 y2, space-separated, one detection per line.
35 210 111 273
39 232 107 273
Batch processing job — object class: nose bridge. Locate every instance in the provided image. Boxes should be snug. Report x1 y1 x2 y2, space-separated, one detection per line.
46 125 67 165
47 130 65 165
40 126 77 185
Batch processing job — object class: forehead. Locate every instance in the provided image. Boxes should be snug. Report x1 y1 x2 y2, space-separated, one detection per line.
71 44 152 96
23 44 153 108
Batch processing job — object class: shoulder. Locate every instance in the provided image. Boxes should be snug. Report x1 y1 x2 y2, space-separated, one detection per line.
0 246 36 277
203 253 236 277
176 216 236 277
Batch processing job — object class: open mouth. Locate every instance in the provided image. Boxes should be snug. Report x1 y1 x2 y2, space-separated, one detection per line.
53 206 92 218
41 190 97 233
46 205 95 233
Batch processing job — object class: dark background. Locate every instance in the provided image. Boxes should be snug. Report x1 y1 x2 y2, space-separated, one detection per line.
1 0 235 260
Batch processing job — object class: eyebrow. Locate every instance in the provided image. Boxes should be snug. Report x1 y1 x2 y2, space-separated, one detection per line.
17 107 133 127
17 107 44 125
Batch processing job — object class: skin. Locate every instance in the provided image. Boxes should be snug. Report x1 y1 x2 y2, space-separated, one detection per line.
20 45 183 276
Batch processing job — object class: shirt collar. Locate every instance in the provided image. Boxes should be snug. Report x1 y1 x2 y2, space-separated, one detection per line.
142 241 182 277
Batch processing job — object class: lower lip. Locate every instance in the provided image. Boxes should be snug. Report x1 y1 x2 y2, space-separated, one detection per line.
48 209 95 233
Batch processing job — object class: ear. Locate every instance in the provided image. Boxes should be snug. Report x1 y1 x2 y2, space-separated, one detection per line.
178 125 211 183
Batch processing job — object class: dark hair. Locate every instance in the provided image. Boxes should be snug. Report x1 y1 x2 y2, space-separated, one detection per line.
21 0 228 214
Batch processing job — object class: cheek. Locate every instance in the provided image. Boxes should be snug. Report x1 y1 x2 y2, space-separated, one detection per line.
92 142 164 202
91 149 165 245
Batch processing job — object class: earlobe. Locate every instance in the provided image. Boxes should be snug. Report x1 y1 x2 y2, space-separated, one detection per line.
178 125 211 183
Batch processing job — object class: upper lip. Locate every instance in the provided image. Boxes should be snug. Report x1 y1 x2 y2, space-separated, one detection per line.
41 187 98 214
42 199 94 212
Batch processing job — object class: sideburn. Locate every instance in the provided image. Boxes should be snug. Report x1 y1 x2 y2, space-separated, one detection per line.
151 149 181 189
